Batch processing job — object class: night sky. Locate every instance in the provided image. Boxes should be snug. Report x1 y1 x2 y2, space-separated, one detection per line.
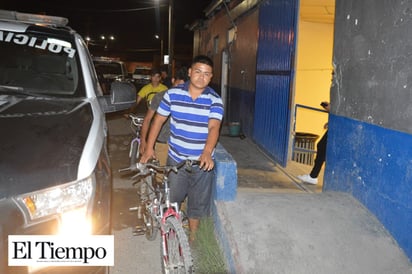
1 1 212 61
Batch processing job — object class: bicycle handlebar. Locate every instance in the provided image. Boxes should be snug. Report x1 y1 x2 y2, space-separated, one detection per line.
119 160 201 185
119 159 200 180
141 159 201 175
128 113 144 127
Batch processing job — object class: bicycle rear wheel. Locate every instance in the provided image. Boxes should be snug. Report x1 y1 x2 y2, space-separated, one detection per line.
143 205 158 241
161 216 193 274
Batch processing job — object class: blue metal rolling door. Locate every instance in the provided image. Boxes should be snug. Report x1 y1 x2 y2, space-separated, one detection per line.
254 0 298 166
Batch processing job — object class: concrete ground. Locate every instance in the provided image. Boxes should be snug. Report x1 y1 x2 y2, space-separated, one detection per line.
217 130 412 274
106 113 162 274
106 114 412 273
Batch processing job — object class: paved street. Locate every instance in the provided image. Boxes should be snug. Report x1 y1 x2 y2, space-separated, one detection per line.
106 113 162 274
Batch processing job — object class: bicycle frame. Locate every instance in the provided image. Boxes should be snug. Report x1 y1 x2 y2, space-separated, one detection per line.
124 160 199 273
146 169 182 229
128 114 144 165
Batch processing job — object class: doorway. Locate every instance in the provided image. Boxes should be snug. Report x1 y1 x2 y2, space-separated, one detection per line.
290 0 335 186
221 50 229 121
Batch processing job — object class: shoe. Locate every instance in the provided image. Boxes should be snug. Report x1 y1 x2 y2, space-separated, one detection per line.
297 174 318 185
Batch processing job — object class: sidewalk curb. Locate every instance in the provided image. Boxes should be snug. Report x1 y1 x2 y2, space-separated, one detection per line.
212 200 243 274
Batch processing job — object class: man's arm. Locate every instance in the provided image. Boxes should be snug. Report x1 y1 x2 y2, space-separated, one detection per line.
139 108 155 154
125 95 143 116
136 85 149 106
140 113 167 163
136 95 143 106
140 91 165 153
199 118 222 171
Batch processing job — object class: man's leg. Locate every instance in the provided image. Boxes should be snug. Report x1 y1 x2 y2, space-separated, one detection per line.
310 131 328 178
168 157 189 210
188 218 199 242
154 142 168 165
187 167 214 241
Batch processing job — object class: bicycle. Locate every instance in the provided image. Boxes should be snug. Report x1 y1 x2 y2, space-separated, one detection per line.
120 160 199 273
127 113 144 166
124 113 158 202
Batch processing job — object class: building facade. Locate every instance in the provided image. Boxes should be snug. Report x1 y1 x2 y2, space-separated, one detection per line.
192 0 412 261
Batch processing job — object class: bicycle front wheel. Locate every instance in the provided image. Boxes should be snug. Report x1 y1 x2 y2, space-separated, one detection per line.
161 216 193 274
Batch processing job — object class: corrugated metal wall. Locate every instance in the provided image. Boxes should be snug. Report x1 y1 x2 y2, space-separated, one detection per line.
254 0 298 166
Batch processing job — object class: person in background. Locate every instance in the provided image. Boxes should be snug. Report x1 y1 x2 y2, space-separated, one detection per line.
140 55 224 242
160 66 172 88
139 66 189 164
297 101 330 185
136 68 168 109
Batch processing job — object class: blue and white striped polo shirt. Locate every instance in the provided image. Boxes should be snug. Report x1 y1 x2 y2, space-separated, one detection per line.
157 82 224 162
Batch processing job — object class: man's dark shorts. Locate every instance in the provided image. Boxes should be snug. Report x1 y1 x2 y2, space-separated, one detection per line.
167 157 215 219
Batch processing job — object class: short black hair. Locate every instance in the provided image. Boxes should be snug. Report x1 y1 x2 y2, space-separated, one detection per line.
175 67 189 81
151 68 161 75
191 55 213 69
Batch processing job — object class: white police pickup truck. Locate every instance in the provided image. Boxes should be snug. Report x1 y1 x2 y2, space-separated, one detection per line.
0 10 136 273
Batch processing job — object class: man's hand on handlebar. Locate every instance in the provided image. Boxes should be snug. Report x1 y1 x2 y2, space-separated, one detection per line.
139 147 156 164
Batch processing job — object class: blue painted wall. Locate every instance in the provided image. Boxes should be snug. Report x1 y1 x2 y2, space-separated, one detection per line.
214 143 237 201
324 114 412 259
328 0 412 261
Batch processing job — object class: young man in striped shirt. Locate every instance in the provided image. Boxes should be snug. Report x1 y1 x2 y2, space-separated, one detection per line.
140 55 224 241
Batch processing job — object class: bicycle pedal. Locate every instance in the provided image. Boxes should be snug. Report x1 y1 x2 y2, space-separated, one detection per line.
129 205 143 218
133 226 146 236
133 230 146 236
